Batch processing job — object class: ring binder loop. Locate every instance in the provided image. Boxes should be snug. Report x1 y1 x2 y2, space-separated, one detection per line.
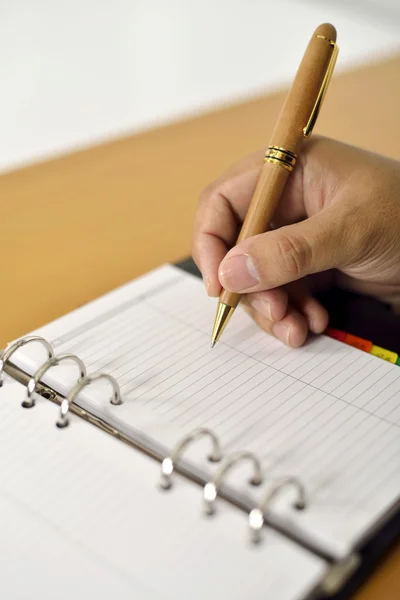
22 354 87 409
56 373 122 429
159 428 222 490
203 451 263 516
249 477 306 544
0 336 54 387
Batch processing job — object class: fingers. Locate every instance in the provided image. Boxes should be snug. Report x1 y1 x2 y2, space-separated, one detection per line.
197 233 225 297
295 293 329 334
243 303 309 348
218 205 350 294
285 281 329 334
192 166 262 293
241 280 329 347
242 288 288 322
193 135 391 348
192 141 314 294
193 137 336 296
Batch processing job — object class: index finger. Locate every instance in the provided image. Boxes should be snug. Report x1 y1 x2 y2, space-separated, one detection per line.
192 152 264 296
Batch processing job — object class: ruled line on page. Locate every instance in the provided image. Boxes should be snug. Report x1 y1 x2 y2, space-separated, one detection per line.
21 266 397 558
51 272 184 347
50 274 400 432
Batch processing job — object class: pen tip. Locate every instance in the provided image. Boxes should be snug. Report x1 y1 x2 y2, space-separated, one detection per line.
210 341 216 349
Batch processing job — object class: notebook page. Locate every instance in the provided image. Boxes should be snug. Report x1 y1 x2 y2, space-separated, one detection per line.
0 376 327 600
11 265 400 559
0 494 158 600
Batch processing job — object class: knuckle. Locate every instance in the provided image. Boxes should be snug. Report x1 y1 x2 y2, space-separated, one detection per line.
343 204 381 266
198 184 225 223
199 181 219 208
273 231 313 280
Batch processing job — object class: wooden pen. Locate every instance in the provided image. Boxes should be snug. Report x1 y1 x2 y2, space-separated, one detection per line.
211 23 338 347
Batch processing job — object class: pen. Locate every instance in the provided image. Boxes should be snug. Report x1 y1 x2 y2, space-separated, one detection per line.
211 23 338 347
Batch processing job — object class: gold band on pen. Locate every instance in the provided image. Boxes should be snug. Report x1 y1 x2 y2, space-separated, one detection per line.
264 146 297 171
211 24 339 347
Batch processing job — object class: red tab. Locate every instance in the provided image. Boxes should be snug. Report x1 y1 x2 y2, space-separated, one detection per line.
344 333 372 352
325 327 346 342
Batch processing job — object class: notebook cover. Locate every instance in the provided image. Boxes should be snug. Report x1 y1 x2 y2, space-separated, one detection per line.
175 256 400 598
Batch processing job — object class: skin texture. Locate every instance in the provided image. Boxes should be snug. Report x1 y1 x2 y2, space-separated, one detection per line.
192 136 400 347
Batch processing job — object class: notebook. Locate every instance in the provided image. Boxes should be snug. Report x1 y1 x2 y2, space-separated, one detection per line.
2 262 400 599
0 376 327 600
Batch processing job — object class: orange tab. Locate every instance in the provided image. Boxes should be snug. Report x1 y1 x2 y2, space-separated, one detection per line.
325 327 346 342
344 333 372 353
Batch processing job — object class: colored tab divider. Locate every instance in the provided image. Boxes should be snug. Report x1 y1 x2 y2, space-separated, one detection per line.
325 327 399 366
325 327 346 342
370 345 398 364
343 333 372 353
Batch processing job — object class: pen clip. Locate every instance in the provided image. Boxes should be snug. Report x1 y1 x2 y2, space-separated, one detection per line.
303 37 339 138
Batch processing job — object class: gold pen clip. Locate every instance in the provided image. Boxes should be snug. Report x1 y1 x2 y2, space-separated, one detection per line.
303 36 339 138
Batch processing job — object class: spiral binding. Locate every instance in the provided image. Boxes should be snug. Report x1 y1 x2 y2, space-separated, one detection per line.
249 477 306 544
3 336 308 547
23 353 87 409
57 373 122 428
159 427 222 490
162 432 308 544
203 451 263 515
0 336 54 387
1 335 122 429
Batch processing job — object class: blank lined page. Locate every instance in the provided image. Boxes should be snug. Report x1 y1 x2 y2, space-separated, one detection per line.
0 377 326 600
12 265 400 559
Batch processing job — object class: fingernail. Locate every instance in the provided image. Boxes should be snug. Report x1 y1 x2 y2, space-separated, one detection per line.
251 299 273 321
272 322 291 345
219 254 259 292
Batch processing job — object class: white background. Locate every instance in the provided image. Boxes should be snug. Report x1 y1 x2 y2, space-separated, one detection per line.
1 0 399 173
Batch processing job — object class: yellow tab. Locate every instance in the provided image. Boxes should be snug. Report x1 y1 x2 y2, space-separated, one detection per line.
370 345 398 364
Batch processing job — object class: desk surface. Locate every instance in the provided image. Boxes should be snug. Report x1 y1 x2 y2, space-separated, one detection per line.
1 55 400 599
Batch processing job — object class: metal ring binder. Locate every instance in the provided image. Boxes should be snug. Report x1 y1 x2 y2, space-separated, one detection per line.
56 373 122 428
159 428 222 490
0 336 54 387
249 477 306 544
23 354 87 409
203 451 263 515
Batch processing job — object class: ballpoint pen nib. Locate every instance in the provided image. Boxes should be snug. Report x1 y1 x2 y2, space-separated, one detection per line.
211 302 235 346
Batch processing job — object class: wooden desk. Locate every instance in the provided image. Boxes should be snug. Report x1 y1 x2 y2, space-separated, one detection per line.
1 55 399 598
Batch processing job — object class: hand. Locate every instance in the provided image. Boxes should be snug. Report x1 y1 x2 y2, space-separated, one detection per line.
192 136 400 347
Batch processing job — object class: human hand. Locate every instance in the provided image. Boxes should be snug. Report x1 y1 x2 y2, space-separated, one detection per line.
192 136 400 346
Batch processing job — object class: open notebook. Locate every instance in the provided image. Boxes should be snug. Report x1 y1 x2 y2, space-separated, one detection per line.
1 377 328 600
3 263 400 598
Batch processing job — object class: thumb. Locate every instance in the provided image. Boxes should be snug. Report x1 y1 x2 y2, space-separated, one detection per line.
218 205 359 293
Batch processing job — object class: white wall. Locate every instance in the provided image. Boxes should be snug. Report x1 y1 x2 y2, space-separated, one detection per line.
1 0 399 173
